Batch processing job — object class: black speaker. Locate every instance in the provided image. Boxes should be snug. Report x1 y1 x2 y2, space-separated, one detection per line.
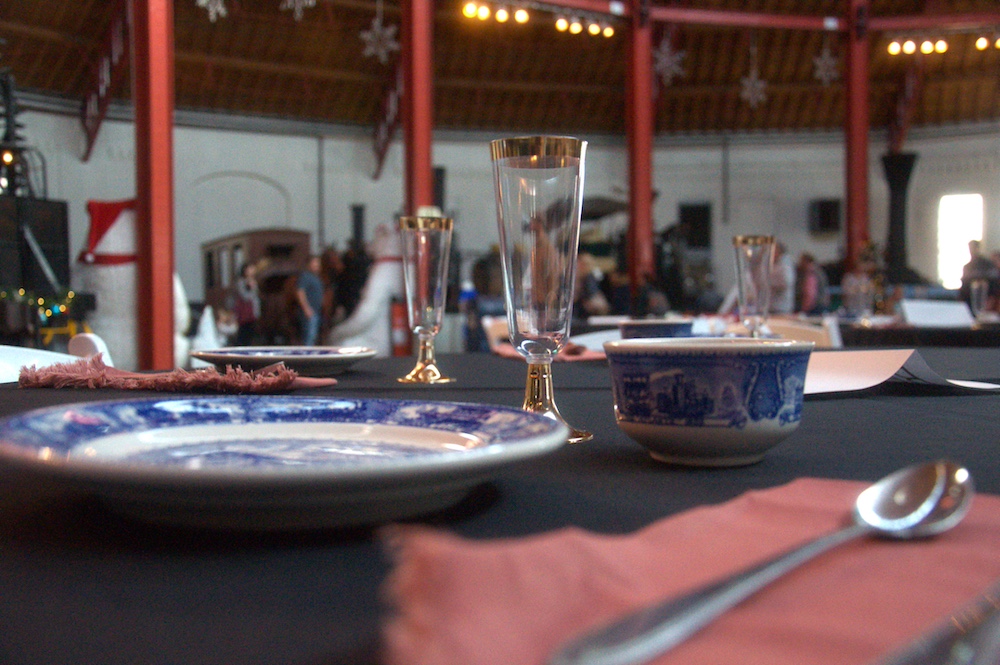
19 198 69 293
0 197 22 288
809 199 841 235
679 203 711 248
433 166 446 212
350 204 365 250
0 197 69 295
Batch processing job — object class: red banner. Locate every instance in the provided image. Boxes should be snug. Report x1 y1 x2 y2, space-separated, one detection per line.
81 0 130 162
372 64 403 180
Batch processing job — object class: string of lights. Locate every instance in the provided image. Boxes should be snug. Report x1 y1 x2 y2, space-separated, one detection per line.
0 288 79 324
887 32 1000 56
460 2 617 38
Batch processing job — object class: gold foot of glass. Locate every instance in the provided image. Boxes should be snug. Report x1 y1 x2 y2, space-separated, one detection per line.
398 337 454 384
523 362 592 443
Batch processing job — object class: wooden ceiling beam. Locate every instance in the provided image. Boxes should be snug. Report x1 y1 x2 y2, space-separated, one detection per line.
0 19 92 48
175 51 374 83
437 76 614 95
869 13 1000 32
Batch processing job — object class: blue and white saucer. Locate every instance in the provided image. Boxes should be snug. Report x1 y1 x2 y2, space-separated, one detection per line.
190 346 376 376
0 397 567 529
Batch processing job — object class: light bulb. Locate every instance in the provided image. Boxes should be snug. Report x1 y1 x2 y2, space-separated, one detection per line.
976 36 989 50
920 40 933 54
495 7 509 22
514 8 528 23
602 24 614 38
588 22 601 36
477 4 490 20
888 41 901 55
569 17 583 34
462 2 478 18
555 16 568 32
902 40 916 54
935 40 947 53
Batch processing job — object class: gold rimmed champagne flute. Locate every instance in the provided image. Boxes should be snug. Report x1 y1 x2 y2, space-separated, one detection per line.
490 136 592 443
397 215 455 384
732 235 776 338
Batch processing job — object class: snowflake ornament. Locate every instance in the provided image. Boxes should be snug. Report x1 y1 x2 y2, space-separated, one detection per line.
280 0 316 21
740 40 767 108
653 36 686 87
196 0 227 22
813 38 840 86
360 0 400 65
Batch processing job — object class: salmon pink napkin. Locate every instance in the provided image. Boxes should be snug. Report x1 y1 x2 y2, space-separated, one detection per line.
18 354 337 393
381 478 1000 665
493 342 606 362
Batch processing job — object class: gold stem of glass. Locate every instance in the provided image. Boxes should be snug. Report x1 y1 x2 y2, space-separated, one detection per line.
398 335 454 384
523 362 592 444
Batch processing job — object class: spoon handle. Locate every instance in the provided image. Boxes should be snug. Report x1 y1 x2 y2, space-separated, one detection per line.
874 578 1000 665
548 522 870 665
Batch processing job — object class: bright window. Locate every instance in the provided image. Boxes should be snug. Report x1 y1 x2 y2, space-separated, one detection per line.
937 194 984 289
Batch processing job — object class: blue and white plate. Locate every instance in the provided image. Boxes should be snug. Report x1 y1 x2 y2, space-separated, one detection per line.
0 397 567 529
190 345 376 376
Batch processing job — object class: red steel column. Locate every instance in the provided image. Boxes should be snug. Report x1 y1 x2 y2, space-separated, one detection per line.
131 0 175 370
402 0 434 215
844 0 870 269
626 0 655 300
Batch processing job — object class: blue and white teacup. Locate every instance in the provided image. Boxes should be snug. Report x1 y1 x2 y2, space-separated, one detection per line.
604 337 813 466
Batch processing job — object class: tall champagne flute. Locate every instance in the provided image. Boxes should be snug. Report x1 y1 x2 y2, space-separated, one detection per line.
397 215 455 384
490 136 591 443
732 235 775 338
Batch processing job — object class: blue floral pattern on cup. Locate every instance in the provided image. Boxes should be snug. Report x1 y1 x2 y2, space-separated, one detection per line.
607 346 810 431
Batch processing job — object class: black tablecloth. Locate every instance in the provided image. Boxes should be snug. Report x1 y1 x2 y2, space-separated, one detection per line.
839 323 1000 347
2 349 1000 665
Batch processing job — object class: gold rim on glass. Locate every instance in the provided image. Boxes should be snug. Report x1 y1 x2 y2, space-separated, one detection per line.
732 234 775 246
489 136 585 162
398 216 454 231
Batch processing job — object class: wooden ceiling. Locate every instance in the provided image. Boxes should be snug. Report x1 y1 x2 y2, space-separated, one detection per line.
2 0 1000 139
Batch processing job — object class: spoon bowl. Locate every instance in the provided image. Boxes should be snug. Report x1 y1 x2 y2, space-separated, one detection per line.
855 460 973 538
549 460 975 665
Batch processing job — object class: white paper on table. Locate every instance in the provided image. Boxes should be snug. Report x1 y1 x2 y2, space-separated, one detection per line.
899 299 975 328
805 349 1000 395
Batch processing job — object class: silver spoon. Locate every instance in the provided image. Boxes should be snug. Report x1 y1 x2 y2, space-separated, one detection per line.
549 460 974 665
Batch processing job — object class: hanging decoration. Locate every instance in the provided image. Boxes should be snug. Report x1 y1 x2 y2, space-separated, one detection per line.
653 33 686 87
280 0 316 21
813 35 840 86
739 34 767 108
360 0 400 65
196 0 227 22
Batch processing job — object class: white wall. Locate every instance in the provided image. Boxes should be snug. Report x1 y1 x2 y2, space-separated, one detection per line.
19 108 1000 302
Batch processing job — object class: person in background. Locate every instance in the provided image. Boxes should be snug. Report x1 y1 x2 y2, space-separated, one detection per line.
296 255 324 346
465 248 506 352
321 246 346 334
841 246 880 318
795 253 830 315
960 240 1000 307
770 242 796 315
337 240 371 319
231 262 261 346
573 253 610 320
325 225 405 356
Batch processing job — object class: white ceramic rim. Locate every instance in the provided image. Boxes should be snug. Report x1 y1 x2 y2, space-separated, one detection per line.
617 318 694 326
604 337 814 353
